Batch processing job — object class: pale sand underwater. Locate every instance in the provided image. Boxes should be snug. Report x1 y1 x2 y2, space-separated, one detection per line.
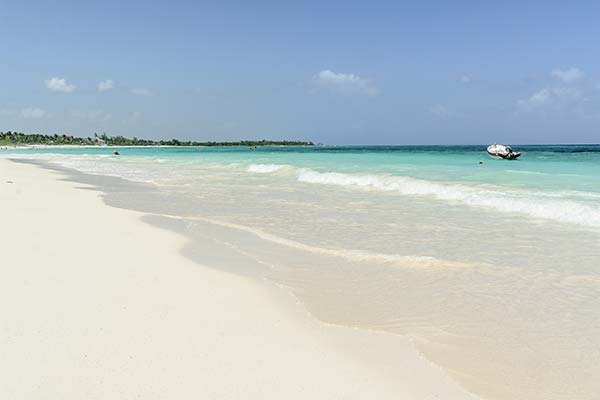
0 159 477 399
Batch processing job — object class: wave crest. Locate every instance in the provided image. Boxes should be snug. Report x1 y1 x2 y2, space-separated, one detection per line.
247 164 284 173
296 168 600 228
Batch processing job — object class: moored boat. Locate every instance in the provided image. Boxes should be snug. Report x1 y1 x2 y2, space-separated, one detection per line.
487 144 521 160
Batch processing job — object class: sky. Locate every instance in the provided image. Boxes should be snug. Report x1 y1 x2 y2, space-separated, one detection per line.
1 0 600 144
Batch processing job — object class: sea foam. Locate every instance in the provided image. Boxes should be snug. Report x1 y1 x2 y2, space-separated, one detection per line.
247 164 284 173
296 168 600 228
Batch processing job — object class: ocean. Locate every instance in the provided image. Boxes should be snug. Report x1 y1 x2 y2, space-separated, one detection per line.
4 144 600 400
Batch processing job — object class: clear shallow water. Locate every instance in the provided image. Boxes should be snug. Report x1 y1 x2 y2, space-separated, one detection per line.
4 145 600 400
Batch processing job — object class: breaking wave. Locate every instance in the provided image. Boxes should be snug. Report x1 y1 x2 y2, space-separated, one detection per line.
247 163 285 173
9 152 600 229
296 168 600 228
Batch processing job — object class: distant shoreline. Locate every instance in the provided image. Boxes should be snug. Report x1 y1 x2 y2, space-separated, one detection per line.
0 144 314 150
0 131 314 147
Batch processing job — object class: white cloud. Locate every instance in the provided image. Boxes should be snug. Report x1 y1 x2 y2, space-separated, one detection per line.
551 67 585 83
429 104 453 118
129 88 153 96
21 108 48 119
313 69 379 96
97 79 115 92
45 77 76 93
460 75 471 84
518 87 583 109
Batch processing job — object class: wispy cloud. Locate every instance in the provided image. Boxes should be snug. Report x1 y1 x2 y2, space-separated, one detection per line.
45 77 76 93
460 75 471 84
429 104 454 119
129 88 153 96
21 107 48 119
97 79 115 92
551 67 585 83
312 69 379 96
518 87 583 109
516 67 595 115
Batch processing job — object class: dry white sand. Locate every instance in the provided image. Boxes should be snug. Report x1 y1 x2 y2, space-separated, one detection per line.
0 159 477 399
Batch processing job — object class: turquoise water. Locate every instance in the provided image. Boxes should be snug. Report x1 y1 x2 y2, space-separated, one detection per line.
6 145 600 227
9 144 600 190
4 145 600 400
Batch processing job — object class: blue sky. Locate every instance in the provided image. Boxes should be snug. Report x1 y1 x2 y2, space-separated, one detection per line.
1 1 600 144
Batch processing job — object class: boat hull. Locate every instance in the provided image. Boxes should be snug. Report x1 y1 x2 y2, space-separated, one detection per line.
487 150 521 159
487 144 521 160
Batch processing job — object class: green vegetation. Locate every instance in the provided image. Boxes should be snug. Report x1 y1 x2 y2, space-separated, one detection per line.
0 131 314 147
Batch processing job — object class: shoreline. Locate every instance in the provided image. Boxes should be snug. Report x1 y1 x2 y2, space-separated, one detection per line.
0 158 478 399
1 144 315 149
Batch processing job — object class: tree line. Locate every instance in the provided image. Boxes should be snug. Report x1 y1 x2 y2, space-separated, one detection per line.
0 131 314 147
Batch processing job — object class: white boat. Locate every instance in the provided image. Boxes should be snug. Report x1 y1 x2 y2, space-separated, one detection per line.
487 144 521 160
